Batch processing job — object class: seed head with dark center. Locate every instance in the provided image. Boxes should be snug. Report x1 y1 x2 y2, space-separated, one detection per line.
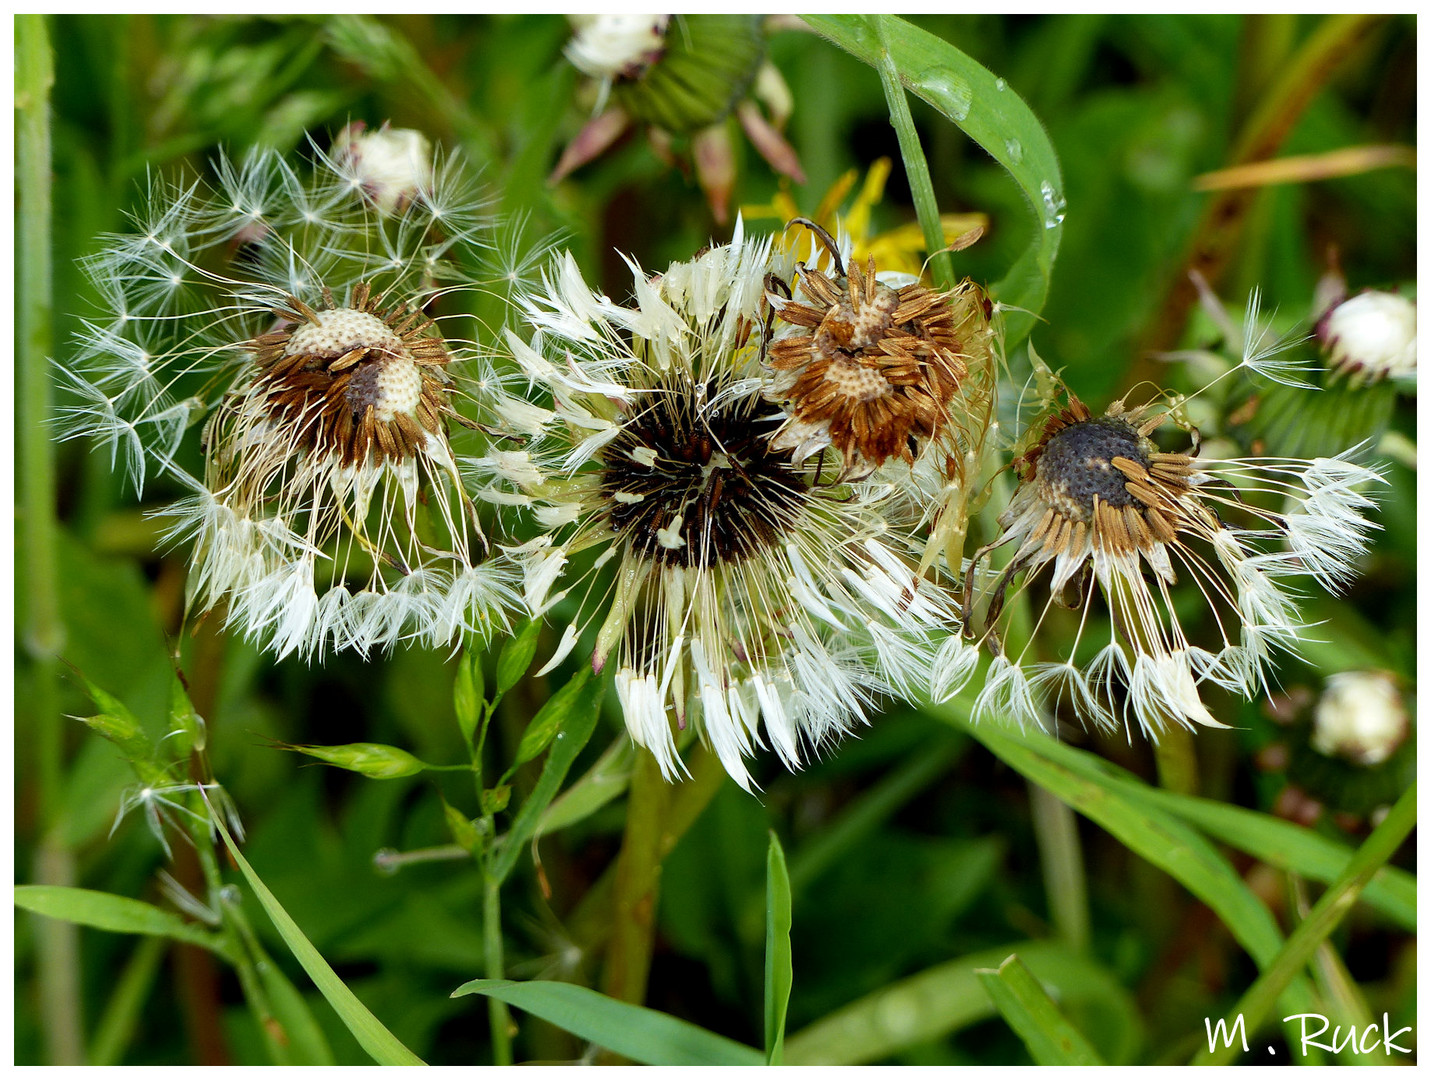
600 387 806 568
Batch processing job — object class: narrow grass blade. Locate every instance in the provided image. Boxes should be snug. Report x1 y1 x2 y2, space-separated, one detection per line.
451 979 764 1066
87 936 166 1066
207 810 425 1065
492 667 605 884
785 939 1139 1065
977 954 1104 1065
14 885 222 954
1192 782 1416 1065
935 712 1324 1051
805 15 1064 346
966 716 1414 930
764 832 794 1065
537 737 635 839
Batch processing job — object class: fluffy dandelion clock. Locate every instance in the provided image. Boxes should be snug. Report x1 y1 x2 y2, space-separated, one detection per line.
506 225 973 788
58 135 526 658
963 389 1384 737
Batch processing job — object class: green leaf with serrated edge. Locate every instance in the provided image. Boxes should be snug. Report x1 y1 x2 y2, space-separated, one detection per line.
206 807 425 1065
454 643 485 748
492 668 603 885
495 618 542 697
14 886 224 955
285 742 428 780
805 15 1063 347
764 832 794 1065
977 954 1104 1065
933 709 1325 1059
451 979 763 1066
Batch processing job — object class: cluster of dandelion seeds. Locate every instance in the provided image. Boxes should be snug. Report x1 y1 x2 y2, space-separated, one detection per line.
59 136 526 658
502 223 974 788
962 385 1385 737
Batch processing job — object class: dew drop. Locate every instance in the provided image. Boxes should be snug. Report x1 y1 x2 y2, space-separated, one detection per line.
995 77 1007 91
1004 138 1023 164
914 68 972 122
1039 180 1067 229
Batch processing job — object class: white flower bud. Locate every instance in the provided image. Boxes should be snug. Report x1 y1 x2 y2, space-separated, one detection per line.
565 14 669 81
1311 671 1409 766
1318 290 1417 386
331 122 433 215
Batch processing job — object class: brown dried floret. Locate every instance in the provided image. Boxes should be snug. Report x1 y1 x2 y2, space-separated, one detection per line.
766 241 991 476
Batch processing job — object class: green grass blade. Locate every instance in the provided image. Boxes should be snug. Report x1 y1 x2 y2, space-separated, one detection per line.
451 979 764 1066
206 811 425 1065
87 936 166 1066
936 712 1324 1052
805 15 1064 346
14 886 223 954
537 737 635 839
1192 782 1416 1065
257 957 338 1066
492 667 605 884
764 832 794 1065
966 717 1415 930
785 939 1139 1065
977 954 1104 1065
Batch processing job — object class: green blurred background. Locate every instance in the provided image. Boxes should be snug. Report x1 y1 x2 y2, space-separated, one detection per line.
16 14 1415 1065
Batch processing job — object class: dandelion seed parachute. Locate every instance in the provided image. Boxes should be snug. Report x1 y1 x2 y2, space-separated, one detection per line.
965 390 1384 737
58 137 531 658
506 223 973 788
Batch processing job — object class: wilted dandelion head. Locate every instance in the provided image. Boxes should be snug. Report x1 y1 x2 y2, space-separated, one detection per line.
965 388 1385 737
59 135 527 658
765 221 994 478
503 225 972 788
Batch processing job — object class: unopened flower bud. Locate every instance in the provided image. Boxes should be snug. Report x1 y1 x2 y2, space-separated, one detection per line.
1318 290 1417 387
332 121 433 215
566 14 670 82
1311 671 1409 766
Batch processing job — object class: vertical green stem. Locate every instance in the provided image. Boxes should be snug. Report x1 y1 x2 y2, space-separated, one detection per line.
874 16 956 291
1152 726 1199 796
603 748 673 1009
1028 782 1090 953
19 15 82 1067
482 870 513 1065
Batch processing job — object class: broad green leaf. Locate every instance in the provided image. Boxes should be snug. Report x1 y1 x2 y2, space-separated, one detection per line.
451 979 763 1066
206 809 425 1065
977 954 1104 1065
492 668 605 884
937 712 1325 1055
495 618 542 697
805 15 1064 346
764 832 794 1065
785 939 1140 1065
285 741 428 780
14 885 222 954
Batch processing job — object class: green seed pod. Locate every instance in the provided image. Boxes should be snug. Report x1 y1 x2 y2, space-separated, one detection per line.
614 15 766 135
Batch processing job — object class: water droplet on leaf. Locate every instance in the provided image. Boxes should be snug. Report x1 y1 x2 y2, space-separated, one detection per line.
914 68 972 122
1005 138 1023 164
1040 180 1066 229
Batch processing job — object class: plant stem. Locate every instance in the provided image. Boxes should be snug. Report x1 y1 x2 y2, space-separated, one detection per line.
874 16 956 291
482 868 513 1065
1191 781 1417 1065
603 747 674 1008
1028 781 1090 953
1152 726 1199 796
19 15 82 1067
